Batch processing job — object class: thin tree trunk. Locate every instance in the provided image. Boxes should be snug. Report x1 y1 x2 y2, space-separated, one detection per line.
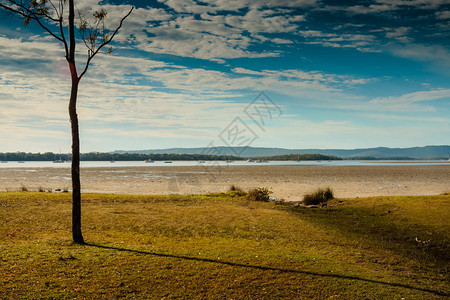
69 77 84 244
67 0 84 245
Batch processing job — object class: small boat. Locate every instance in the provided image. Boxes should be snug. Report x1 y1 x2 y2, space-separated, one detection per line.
54 149 65 163
164 161 172 163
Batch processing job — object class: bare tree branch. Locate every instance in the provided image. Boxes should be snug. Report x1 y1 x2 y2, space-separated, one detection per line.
47 0 59 18
0 0 63 42
34 13 64 42
58 16 69 58
78 6 133 79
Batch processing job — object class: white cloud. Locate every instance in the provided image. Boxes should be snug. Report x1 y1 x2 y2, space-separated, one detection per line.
0 31 380 152
302 87 449 114
371 89 450 104
0 35 63 62
224 8 304 35
359 113 449 123
298 30 377 52
138 24 270 60
231 68 265 76
158 0 213 14
331 0 448 15
261 118 450 149
389 43 450 70
159 0 318 13
435 10 450 19
384 27 412 43
272 38 293 44
121 4 307 60
376 0 448 9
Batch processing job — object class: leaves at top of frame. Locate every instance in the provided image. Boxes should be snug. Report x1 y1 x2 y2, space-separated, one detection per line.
93 9 106 21
79 8 111 53
24 16 31 26
29 0 49 17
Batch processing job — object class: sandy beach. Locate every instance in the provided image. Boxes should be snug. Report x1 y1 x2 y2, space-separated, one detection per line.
0 164 448 201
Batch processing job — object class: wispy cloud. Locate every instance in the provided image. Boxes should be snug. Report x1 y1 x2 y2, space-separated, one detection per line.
370 89 450 104
435 10 450 19
326 0 449 15
132 6 306 60
388 43 450 70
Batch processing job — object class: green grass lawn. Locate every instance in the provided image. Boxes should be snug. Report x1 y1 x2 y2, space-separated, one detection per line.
0 191 448 299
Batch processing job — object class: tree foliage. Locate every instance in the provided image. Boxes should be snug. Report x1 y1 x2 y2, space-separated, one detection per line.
0 0 133 79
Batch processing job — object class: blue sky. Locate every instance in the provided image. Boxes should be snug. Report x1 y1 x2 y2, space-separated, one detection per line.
0 0 449 153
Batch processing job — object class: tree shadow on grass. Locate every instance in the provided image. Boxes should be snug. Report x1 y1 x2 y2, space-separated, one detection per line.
86 243 447 297
285 204 449 267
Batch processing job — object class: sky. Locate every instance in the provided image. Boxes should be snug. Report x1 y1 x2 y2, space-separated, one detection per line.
0 0 449 153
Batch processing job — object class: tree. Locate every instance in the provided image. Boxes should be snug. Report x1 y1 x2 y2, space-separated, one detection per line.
0 0 133 244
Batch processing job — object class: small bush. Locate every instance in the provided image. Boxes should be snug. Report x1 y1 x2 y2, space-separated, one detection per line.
20 185 28 192
227 185 247 197
247 187 272 202
229 184 243 192
303 187 334 206
38 187 45 192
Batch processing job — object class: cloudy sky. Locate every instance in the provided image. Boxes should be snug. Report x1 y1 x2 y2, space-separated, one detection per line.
0 0 449 153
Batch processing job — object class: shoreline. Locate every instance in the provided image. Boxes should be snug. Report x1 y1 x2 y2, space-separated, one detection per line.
0 165 448 201
0 159 449 170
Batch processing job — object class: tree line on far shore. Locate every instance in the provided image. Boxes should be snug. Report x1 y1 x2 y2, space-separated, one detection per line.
0 152 242 161
255 154 342 161
0 152 346 161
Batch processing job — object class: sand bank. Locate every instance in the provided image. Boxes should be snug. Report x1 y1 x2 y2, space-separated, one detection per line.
0 165 448 201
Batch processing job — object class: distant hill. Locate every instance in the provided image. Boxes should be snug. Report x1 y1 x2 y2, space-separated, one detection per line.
114 145 450 159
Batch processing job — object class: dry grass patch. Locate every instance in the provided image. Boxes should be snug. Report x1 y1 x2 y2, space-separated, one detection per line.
0 192 448 299
302 187 334 205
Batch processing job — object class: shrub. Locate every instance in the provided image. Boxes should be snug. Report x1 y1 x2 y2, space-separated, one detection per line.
229 184 245 192
20 185 28 192
303 187 334 206
227 185 247 197
247 187 272 202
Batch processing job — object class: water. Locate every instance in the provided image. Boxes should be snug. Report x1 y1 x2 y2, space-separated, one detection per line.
0 160 448 169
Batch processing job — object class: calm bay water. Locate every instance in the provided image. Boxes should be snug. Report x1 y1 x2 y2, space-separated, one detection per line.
0 160 448 169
